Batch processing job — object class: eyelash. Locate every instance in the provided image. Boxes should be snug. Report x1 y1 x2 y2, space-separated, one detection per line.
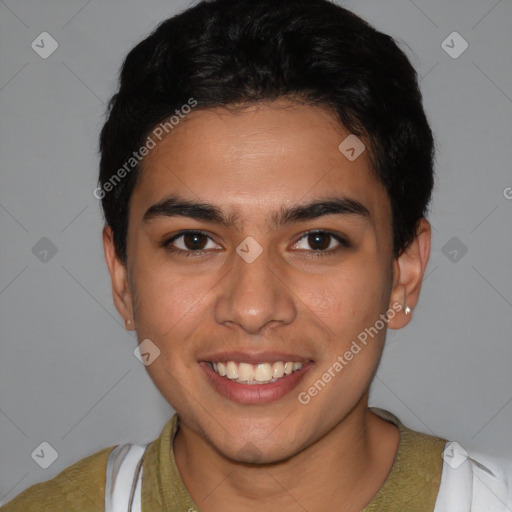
161 230 350 258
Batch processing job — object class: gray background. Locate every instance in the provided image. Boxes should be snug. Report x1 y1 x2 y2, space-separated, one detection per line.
1 0 511 503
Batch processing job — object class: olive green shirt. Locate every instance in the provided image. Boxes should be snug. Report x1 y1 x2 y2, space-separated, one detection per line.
1 408 446 511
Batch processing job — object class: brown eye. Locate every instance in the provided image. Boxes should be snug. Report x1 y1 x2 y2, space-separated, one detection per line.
163 231 219 255
293 230 349 255
181 232 208 250
307 232 331 250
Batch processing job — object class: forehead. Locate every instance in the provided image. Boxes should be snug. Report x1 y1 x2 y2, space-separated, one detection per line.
130 100 390 226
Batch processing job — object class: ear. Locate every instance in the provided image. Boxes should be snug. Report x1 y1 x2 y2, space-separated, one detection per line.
103 226 135 330
387 218 431 329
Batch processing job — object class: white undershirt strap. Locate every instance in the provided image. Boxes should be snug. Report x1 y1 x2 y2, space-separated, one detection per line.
433 441 512 511
105 443 148 512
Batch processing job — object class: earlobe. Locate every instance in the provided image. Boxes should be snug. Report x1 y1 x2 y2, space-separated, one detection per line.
387 218 431 330
102 226 135 329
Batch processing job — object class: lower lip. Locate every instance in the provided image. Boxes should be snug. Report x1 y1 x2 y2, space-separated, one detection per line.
199 362 313 404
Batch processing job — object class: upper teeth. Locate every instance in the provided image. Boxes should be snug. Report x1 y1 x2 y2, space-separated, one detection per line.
211 361 304 384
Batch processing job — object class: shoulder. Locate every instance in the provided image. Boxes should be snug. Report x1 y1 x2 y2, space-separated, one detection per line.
469 449 512 509
364 408 446 511
0 445 115 512
434 442 512 511
371 407 447 469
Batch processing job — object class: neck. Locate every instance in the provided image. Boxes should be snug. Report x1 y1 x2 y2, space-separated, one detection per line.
173 399 399 512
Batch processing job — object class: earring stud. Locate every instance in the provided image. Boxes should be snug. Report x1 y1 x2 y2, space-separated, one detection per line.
404 305 412 315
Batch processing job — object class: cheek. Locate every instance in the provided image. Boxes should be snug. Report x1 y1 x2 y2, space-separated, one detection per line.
296 262 388 334
132 262 205 327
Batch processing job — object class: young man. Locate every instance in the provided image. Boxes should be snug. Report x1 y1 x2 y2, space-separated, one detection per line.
2 0 511 510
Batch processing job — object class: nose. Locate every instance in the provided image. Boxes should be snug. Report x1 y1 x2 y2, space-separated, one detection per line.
213 243 297 335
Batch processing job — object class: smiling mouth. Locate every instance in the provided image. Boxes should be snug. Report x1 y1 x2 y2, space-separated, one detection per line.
205 360 308 384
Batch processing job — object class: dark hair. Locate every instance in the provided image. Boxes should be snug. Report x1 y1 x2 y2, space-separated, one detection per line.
98 0 435 264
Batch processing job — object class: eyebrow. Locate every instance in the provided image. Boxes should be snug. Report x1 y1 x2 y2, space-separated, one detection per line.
142 195 370 228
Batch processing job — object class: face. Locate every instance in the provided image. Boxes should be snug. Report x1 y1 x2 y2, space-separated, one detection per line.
107 99 414 463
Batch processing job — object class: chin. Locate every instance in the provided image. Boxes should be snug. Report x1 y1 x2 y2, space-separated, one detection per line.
203 421 306 465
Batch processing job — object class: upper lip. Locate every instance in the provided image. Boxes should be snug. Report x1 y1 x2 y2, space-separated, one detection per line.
198 351 312 364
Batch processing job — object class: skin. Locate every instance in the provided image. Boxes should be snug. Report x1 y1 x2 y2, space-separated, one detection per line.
103 99 431 511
